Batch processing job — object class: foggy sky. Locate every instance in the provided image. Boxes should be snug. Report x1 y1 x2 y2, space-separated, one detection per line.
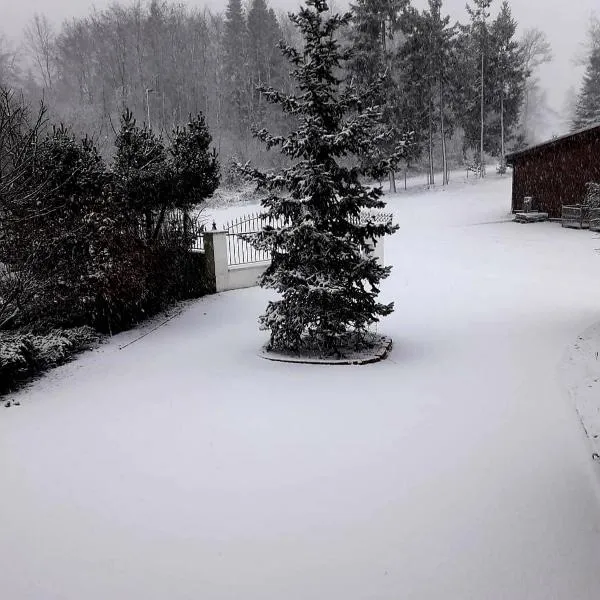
1 0 597 134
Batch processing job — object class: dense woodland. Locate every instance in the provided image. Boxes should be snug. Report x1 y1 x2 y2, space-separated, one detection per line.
2 0 597 178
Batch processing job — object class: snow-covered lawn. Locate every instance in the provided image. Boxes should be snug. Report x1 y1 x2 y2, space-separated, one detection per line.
2 174 600 599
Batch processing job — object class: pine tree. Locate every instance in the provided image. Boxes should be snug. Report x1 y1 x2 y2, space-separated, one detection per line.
489 1 526 166
167 113 220 240
572 45 600 131
169 114 220 211
348 0 405 80
247 0 286 130
457 0 493 177
113 109 220 240
416 0 456 186
348 0 408 192
239 0 403 355
113 109 168 240
222 0 249 140
396 7 431 174
433 1 457 185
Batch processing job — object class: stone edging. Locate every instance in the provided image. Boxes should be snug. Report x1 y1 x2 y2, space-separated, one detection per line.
258 336 393 366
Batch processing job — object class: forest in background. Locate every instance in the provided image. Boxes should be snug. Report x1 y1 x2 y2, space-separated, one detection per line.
2 0 597 182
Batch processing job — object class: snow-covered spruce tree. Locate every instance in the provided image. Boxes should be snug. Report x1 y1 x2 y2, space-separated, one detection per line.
572 45 600 131
239 0 403 356
169 114 220 210
113 108 168 241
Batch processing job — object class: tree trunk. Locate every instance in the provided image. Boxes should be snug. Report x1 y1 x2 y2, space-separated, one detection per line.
145 210 154 242
440 79 448 186
500 88 505 168
428 95 435 186
152 205 168 241
389 170 396 194
480 48 485 178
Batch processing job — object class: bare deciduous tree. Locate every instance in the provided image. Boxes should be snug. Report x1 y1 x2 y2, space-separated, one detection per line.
24 14 57 91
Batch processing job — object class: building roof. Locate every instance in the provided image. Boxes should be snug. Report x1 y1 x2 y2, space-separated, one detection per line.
506 123 600 164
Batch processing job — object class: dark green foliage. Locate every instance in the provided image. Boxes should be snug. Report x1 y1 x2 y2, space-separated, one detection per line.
348 0 414 173
454 0 493 159
112 108 219 244
94 109 220 331
247 0 285 106
455 0 526 160
0 94 219 336
2 125 111 328
239 0 403 355
348 0 406 82
113 108 168 239
169 114 220 210
223 0 250 139
396 2 458 176
395 6 432 162
0 89 47 330
488 1 526 155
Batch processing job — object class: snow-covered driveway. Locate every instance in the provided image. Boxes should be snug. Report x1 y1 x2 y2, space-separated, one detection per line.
2 175 600 599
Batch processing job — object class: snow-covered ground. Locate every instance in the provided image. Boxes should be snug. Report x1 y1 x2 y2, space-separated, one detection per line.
2 174 600 600
559 324 600 460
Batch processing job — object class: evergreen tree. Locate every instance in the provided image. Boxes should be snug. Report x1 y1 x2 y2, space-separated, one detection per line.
113 109 168 240
348 0 406 81
246 0 287 135
397 8 433 176
418 0 456 185
489 1 526 165
114 109 220 240
239 0 402 355
457 0 493 176
169 114 220 211
247 0 285 128
572 45 600 131
348 0 408 191
222 0 249 140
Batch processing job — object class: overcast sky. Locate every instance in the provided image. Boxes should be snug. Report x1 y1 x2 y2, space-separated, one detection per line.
1 0 597 131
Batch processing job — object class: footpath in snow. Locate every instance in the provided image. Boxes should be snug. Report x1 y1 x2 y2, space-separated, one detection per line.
2 174 600 600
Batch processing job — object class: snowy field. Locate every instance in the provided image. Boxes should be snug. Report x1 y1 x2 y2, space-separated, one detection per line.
2 173 600 599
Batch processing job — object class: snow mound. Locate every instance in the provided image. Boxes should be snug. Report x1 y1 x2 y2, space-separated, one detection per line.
559 323 600 462
259 333 392 365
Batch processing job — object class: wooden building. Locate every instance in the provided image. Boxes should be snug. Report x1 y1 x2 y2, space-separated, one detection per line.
506 124 600 218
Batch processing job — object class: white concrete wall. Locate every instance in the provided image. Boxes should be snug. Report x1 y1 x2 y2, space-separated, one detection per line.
365 236 385 266
203 230 386 293
225 263 270 291
203 230 269 292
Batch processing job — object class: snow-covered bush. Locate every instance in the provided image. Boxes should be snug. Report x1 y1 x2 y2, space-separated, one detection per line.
584 182 600 209
1 104 219 334
1 125 113 329
0 327 98 394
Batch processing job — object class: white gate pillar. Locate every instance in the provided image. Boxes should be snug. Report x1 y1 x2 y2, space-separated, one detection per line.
203 230 229 293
